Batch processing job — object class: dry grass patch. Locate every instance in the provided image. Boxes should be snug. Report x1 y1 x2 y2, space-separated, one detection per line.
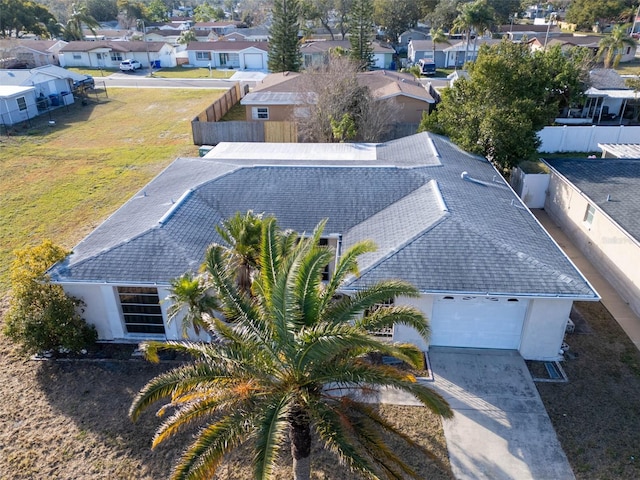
534 301 640 479
0 87 224 290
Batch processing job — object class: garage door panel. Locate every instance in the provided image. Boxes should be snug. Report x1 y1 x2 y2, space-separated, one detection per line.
430 297 527 349
244 53 264 69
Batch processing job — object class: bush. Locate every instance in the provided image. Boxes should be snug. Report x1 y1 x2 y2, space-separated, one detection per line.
3 240 97 356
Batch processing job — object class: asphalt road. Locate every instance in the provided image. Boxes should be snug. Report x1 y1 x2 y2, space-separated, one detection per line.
93 70 262 89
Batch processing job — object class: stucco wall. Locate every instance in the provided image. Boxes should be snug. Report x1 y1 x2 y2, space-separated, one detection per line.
519 298 573 361
392 295 434 351
394 96 430 123
545 171 640 317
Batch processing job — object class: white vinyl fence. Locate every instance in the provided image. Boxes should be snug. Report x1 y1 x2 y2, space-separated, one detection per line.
537 125 640 153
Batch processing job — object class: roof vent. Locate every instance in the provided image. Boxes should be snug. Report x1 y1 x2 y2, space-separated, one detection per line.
606 194 611 201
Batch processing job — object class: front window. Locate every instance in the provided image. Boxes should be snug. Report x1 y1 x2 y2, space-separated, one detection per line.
583 204 596 227
252 107 269 120
366 299 395 337
196 51 211 61
73 53 82 60
219 52 229 65
117 286 165 335
110 53 123 62
16 96 27 111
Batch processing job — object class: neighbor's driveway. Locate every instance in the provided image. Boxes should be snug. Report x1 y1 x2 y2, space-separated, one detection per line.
429 348 575 480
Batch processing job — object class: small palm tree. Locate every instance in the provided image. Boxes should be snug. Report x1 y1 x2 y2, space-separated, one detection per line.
63 3 100 41
431 27 451 67
165 272 218 337
598 24 638 68
130 218 453 480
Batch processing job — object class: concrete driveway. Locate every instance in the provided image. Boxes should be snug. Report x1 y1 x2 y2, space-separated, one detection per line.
429 348 574 480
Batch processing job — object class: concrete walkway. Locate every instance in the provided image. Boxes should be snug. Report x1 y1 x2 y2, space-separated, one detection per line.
533 209 640 351
428 348 574 480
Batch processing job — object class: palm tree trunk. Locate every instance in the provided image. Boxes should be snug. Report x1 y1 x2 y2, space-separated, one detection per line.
290 408 312 480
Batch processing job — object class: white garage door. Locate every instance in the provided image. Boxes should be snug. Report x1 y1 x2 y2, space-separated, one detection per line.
244 53 264 69
430 296 528 349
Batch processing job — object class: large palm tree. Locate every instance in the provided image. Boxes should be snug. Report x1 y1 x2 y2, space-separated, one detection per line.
598 24 638 68
63 4 100 41
165 272 218 337
130 218 453 480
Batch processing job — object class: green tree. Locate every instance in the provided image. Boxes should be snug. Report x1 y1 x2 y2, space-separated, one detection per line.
177 28 197 44
420 41 590 170
130 218 452 480
373 0 420 44
147 0 169 21
166 272 219 338
301 0 336 39
453 0 494 66
117 0 147 28
268 0 302 72
63 3 100 41
86 0 118 21
3 240 97 356
0 0 59 38
349 0 374 69
598 24 638 68
193 1 219 22
565 0 630 31
427 0 462 31
430 26 451 64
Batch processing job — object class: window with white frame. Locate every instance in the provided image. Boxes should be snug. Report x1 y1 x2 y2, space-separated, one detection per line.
117 286 165 335
110 52 123 62
583 203 596 227
73 53 82 60
16 97 27 111
196 51 211 61
366 299 395 337
252 107 269 120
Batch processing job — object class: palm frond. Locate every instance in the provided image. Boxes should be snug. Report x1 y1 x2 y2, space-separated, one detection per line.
253 394 293 480
324 240 376 301
356 305 430 344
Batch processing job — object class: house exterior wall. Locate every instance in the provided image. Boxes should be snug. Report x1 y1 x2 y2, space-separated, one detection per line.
545 171 640 317
188 47 267 68
372 53 392 69
0 89 38 125
394 96 430 123
519 298 573 360
244 104 294 121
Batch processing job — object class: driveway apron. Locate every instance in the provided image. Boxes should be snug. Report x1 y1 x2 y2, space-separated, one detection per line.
428 347 574 480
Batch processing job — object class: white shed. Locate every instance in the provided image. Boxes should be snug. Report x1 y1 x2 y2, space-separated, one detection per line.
0 86 38 126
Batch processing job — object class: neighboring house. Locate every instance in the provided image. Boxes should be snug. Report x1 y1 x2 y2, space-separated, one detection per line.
186 41 269 69
222 26 270 42
0 65 88 110
47 133 598 360
408 39 447 67
0 40 67 67
497 23 561 42
59 41 177 68
555 69 638 125
442 39 502 67
241 70 435 123
300 40 395 70
398 28 430 48
0 86 37 126
528 34 637 63
83 29 135 41
145 29 183 45
194 21 241 35
544 155 640 318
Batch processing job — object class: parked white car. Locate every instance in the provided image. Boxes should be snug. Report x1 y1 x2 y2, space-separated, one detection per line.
119 59 142 71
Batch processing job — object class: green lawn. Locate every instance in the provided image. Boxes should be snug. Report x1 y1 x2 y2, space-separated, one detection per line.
0 88 224 291
152 67 236 79
615 59 640 76
66 67 118 77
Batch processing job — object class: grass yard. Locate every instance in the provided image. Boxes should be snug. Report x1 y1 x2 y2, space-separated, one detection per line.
0 87 224 290
152 67 236 79
534 301 640 479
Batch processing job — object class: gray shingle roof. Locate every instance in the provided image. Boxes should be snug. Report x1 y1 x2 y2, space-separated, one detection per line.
49 133 596 298
545 157 640 243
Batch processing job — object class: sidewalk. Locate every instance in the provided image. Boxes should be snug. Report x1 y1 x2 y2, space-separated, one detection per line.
532 209 640 350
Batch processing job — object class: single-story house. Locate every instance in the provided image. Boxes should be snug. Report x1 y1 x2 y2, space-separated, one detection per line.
222 26 270 42
398 28 430 48
241 70 435 123
59 41 177 68
555 69 639 125
0 86 38 126
0 39 67 68
528 34 637 63
185 41 269 69
300 40 395 70
407 39 447 68
442 38 502 67
145 29 183 45
0 65 89 109
193 21 241 35
543 155 640 318
48 133 598 360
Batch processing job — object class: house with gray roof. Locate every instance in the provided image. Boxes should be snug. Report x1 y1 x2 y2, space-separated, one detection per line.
48 133 598 360
544 156 640 318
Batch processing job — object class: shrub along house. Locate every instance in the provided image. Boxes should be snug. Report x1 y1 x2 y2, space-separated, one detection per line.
48 133 598 360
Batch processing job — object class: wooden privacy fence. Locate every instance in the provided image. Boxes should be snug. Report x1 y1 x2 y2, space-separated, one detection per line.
194 83 243 123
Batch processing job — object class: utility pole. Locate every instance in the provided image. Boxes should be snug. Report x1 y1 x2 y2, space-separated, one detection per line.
139 19 152 76
543 12 557 51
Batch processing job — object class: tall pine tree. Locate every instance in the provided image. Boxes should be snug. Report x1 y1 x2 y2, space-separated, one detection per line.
349 0 374 70
268 0 302 72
